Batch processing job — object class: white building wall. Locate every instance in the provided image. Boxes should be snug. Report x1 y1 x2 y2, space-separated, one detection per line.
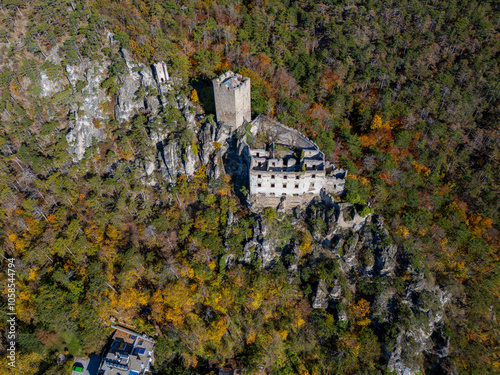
249 171 326 196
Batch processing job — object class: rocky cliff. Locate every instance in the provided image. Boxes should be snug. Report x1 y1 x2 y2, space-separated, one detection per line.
37 34 223 186
233 194 452 375
307 199 451 375
64 61 109 160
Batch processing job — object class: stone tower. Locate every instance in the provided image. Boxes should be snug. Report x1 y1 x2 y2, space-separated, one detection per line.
212 71 251 130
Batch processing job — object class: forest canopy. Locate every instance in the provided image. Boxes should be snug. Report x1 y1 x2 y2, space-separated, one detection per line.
0 0 498 374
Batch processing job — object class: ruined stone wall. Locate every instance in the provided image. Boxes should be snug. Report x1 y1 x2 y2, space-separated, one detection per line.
247 193 318 213
324 169 347 195
324 178 344 195
152 62 169 83
249 148 269 157
319 189 336 207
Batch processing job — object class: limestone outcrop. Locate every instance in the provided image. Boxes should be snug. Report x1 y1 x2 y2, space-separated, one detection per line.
40 70 66 97
385 275 451 375
305 197 452 375
114 49 150 122
157 137 199 184
242 216 281 268
42 35 172 163
65 62 109 161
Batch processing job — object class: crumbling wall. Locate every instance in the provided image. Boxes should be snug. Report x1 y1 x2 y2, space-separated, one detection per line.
152 62 169 83
247 193 318 213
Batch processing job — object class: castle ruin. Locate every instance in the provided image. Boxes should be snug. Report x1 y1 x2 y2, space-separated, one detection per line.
213 71 346 212
152 62 169 84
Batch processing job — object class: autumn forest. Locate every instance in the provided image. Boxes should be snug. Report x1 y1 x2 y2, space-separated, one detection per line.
0 0 498 374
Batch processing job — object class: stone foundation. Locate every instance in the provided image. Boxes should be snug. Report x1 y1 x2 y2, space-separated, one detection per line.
247 193 318 213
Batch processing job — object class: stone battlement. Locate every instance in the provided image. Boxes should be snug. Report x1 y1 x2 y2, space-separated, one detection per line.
213 71 250 90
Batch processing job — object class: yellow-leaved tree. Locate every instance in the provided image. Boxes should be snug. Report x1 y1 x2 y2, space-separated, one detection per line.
351 298 371 326
0 352 43 374
191 89 199 103
151 282 195 328
370 114 383 131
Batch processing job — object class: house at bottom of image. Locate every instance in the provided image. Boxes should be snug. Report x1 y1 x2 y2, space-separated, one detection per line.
98 326 155 375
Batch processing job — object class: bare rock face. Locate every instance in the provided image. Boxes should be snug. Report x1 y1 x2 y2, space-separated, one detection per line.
198 121 233 180
40 46 66 97
31 35 251 187
47 45 63 64
115 49 146 123
114 47 164 121
183 145 198 176
379 244 398 276
242 217 280 268
198 124 217 165
40 70 66 97
309 198 372 246
385 277 452 375
329 281 342 300
311 279 344 310
340 232 359 272
65 62 109 161
312 280 329 309
146 95 160 117
305 199 452 375
157 137 199 184
208 125 231 179
61 39 173 162
388 335 422 375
